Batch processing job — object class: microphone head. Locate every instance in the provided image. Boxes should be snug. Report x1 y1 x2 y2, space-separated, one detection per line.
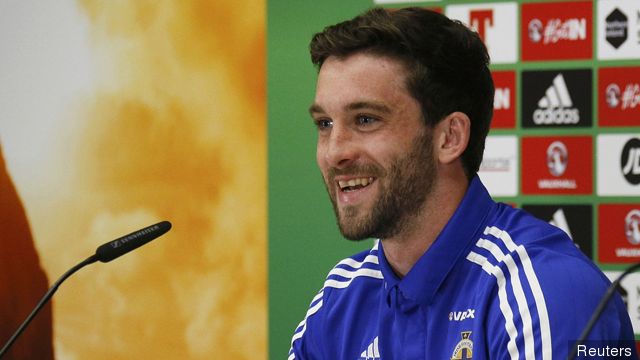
95 221 171 263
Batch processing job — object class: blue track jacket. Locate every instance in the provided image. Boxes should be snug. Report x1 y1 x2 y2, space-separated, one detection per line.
289 176 636 360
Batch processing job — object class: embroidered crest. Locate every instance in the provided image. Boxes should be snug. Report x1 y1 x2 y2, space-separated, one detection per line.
450 331 473 360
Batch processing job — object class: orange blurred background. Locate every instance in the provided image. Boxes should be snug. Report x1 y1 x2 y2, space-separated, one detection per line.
0 0 266 358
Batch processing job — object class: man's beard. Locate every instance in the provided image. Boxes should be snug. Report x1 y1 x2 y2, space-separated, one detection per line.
324 129 436 240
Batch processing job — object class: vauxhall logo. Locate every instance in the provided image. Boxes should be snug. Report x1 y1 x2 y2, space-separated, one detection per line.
626 210 640 245
534 74 579 125
547 141 568 177
621 138 640 185
533 138 582 190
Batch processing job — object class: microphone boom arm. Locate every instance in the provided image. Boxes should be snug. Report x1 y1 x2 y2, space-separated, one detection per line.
567 262 640 360
0 220 171 359
0 255 97 358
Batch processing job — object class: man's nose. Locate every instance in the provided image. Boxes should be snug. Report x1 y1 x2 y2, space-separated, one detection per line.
323 125 357 169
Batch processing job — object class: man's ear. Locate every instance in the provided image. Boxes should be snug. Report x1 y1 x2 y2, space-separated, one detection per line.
434 112 471 165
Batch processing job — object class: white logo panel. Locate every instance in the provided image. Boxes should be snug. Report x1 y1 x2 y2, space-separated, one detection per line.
597 0 640 60
446 2 518 64
597 134 640 196
478 135 518 196
604 271 640 335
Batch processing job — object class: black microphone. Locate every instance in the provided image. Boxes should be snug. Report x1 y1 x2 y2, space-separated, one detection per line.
94 220 171 262
0 221 172 359
568 262 640 360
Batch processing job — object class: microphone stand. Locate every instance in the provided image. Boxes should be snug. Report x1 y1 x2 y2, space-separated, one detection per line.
0 255 97 358
0 220 170 359
567 262 640 360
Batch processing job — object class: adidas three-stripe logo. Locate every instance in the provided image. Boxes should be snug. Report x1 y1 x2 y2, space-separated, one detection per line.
533 74 580 125
360 337 381 360
538 74 573 108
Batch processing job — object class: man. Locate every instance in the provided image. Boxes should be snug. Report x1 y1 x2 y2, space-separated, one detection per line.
289 7 636 360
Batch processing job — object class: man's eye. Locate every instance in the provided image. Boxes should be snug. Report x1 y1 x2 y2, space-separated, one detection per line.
357 115 377 126
315 119 333 130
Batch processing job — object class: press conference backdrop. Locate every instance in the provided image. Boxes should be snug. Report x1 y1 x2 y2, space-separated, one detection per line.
268 0 640 358
1 1 265 359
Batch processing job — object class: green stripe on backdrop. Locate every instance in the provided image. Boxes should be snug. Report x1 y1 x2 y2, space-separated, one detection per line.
268 1 374 358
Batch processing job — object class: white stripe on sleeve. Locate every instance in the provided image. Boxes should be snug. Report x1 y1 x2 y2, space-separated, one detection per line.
467 251 520 360
484 226 552 360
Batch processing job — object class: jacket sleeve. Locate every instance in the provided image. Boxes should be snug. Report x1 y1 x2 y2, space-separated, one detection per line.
289 288 325 360
484 244 636 360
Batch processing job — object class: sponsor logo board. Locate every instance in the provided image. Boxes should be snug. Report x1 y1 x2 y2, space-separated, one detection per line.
446 3 518 64
599 204 640 263
522 1 593 61
522 204 593 259
599 67 640 126
604 271 640 335
521 136 593 195
598 0 640 60
597 135 640 196
491 70 516 128
521 69 592 128
478 135 518 197
374 0 439 3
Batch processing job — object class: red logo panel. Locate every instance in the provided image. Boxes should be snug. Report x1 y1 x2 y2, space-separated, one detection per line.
598 204 640 264
521 136 593 195
598 67 640 127
491 71 516 129
521 1 593 61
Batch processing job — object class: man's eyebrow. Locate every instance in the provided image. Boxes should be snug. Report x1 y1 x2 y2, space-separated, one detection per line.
308 101 392 115
346 101 392 114
309 103 324 115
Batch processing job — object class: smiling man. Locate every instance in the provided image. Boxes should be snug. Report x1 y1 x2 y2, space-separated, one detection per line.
289 7 635 360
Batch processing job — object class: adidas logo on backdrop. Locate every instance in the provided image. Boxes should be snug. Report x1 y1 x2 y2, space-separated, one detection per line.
533 74 579 125
522 69 592 128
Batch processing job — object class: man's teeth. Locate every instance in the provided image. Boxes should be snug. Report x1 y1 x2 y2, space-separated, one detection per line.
338 177 374 190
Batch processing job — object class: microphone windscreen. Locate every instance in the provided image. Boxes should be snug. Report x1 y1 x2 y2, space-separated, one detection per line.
94 221 171 263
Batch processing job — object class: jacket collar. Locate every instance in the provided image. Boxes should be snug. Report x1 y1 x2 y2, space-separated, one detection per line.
378 176 494 308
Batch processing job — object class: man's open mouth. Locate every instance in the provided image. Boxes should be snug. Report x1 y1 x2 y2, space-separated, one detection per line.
337 177 375 192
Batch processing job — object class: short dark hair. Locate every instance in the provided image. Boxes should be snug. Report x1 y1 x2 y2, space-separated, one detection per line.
309 7 494 179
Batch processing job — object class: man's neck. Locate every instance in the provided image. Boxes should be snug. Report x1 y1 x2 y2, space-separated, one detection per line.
382 174 469 278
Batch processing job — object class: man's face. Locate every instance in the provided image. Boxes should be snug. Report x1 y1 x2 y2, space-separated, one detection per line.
310 53 437 240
